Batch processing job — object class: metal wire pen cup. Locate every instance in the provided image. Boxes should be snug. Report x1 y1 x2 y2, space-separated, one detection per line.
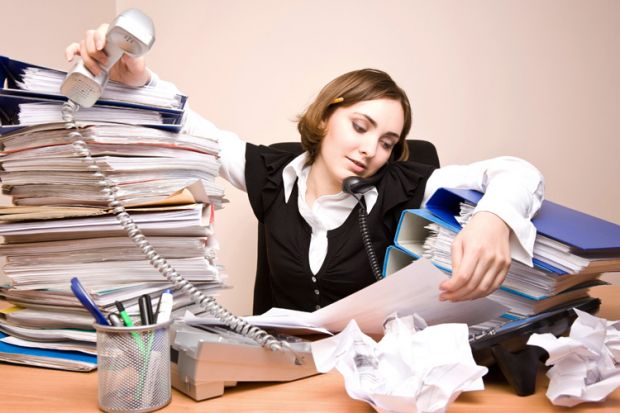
94 320 173 413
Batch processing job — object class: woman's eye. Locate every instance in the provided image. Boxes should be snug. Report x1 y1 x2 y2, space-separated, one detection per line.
352 122 366 133
381 140 395 150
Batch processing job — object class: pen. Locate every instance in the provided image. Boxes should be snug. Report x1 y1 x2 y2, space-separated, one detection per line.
108 312 124 327
115 301 135 327
70 277 110 326
138 294 154 325
156 289 173 323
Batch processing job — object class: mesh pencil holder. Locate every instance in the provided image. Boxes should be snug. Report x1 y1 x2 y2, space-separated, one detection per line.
94 320 173 413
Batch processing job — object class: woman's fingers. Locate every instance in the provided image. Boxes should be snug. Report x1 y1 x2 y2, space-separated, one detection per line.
65 42 80 62
64 23 148 86
65 24 110 74
440 211 511 301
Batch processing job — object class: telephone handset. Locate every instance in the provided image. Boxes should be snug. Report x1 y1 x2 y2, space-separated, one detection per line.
59 9 301 366
60 8 155 107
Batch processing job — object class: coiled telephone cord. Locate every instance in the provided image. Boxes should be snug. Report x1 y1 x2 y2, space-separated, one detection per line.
356 199 383 281
61 100 302 363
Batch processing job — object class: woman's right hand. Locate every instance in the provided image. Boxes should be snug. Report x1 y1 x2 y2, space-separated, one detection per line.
64 24 150 87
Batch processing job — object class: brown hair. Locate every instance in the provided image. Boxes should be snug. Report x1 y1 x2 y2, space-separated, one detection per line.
297 68 411 164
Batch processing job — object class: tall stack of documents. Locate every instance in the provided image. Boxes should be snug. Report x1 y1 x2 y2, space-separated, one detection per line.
384 188 620 323
0 56 227 371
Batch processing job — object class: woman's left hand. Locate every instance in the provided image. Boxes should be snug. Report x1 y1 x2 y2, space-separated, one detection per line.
439 211 511 301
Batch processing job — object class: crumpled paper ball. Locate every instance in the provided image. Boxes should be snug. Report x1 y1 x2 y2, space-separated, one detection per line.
311 315 487 413
527 309 620 407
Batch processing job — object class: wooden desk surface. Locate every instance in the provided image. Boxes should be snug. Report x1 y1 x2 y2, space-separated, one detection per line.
1 285 619 412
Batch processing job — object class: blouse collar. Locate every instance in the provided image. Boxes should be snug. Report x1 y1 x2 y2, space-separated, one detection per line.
281 152 378 212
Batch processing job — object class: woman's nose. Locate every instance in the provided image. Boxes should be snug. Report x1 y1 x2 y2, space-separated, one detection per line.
358 136 377 157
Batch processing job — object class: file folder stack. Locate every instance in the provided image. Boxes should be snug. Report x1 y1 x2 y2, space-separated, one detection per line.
384 188 620 322
0 55 187 133
0 56 228 371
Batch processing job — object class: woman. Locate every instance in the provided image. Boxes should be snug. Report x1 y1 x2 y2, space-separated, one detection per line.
66 26 544 311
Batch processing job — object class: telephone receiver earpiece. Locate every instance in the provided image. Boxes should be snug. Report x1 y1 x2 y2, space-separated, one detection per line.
60 9 155 108
342 175 378 196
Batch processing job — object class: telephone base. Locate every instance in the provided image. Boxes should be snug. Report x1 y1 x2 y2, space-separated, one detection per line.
170 323 318 401
170 362 229 400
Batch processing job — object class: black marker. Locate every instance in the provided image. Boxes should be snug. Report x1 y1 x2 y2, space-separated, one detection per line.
138 294 154 325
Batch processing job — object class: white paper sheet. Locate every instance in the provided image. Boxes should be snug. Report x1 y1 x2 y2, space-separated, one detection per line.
185 259 508 336
311 258 508 334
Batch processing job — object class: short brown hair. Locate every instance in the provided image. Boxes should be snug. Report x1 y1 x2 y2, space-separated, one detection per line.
297 68 411 164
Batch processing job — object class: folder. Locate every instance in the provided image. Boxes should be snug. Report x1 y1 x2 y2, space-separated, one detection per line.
0 332 97 371
0 92 183 134
389 189 620 301
0 55 187 111
382 245 415 276
392 207 459 268
425 188 620 256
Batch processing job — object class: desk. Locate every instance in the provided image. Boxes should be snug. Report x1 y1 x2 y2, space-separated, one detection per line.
1 285 619 412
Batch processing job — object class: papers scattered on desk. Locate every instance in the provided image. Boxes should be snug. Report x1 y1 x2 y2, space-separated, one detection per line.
527 309 620 407
312 316 487 413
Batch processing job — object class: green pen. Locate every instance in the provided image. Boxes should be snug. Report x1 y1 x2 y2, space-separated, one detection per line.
115 300 150 401
114 300 146 356
115 301 135 327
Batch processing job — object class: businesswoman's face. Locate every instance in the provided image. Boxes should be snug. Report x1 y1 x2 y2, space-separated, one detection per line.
314 98 403 188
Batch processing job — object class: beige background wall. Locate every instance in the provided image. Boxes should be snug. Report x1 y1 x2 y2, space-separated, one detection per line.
1 0 618 315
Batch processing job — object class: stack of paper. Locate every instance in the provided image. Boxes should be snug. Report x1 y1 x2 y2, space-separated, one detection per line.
0 123 224 208
0 56 228 371
384 188 620 321
18 101 163 125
